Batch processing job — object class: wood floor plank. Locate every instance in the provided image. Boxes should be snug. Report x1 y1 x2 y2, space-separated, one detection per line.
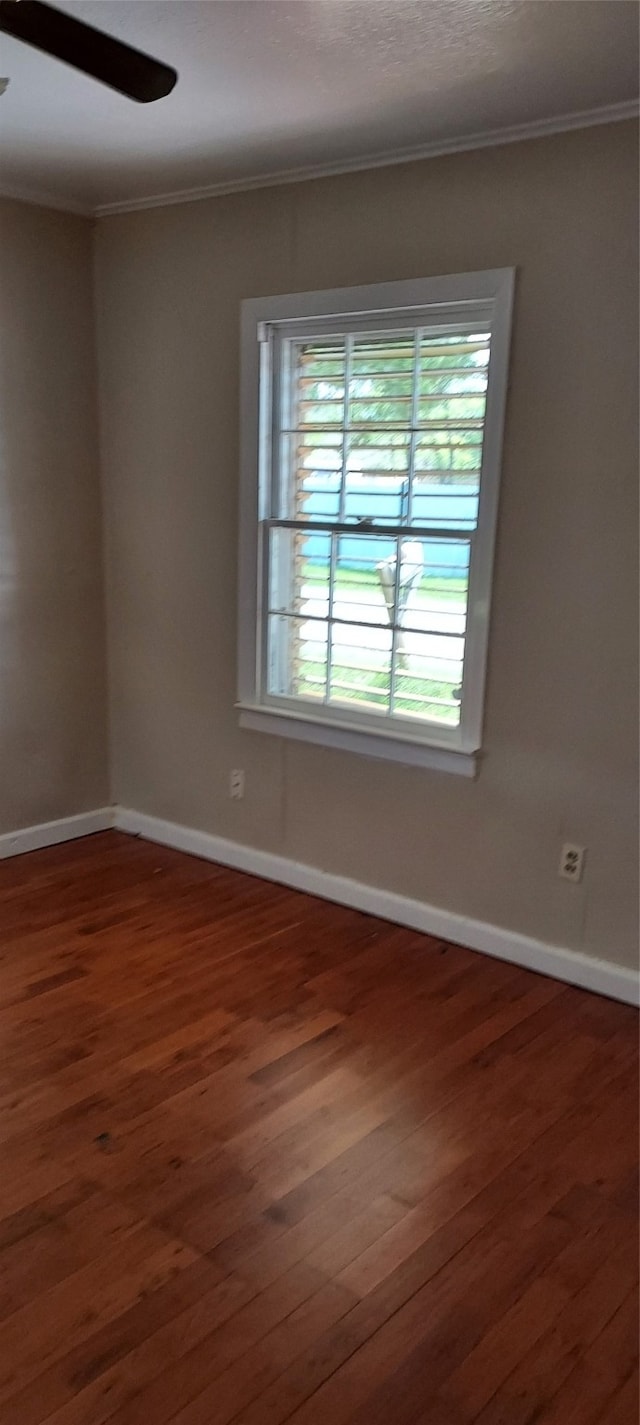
0 1257 225 1425
439 1190 635 1418
594 1366 639 1425
525 1287 639 1424
0 831 635 1425
472 1255 639 1425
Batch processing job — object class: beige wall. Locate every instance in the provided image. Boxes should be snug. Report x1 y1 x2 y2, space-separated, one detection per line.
95 121 639 969
0 200 109 831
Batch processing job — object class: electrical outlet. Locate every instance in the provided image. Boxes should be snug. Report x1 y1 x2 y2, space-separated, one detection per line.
559 843 586 883
230 769 245 800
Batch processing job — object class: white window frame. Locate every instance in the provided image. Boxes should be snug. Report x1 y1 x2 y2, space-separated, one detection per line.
238 268 514 776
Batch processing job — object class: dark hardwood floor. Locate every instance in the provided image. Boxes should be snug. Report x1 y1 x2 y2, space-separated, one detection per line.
0 830 637 1425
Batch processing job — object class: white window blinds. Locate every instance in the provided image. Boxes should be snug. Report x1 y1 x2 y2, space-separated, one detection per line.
266 325 490 728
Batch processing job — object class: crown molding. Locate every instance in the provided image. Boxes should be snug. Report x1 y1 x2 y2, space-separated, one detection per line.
0 179 92 217
94 100 639 218
0 100 636 220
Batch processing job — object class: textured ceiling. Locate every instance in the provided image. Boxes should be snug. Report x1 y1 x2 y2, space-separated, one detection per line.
0 0 637 213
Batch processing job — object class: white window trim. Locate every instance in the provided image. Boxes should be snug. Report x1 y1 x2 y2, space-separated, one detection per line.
238 268 515 774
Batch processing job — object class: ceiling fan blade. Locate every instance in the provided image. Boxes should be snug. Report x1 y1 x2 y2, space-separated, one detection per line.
0 0 177 102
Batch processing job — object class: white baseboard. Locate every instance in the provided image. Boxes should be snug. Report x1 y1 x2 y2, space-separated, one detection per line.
114 807 639 1007
3 804 634 1006
0 807 114 860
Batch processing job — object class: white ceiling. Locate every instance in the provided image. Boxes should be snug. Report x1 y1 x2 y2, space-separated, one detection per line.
0 0 637 215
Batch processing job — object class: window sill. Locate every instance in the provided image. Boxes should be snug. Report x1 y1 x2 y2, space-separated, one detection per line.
238 704 478 777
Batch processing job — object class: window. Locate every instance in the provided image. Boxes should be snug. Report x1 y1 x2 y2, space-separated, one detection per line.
238 269 514 775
